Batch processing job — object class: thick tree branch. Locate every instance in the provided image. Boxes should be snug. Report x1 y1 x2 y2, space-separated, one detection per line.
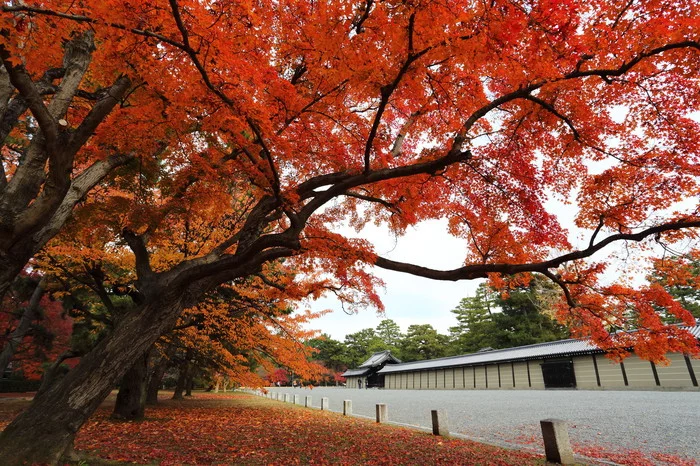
67 75 131 154
299 147 472 219
30 153 135 248
122 229 155 284
0 46 59 147
375 220 700 280
352 0 374 34
391 110 423 157
46 31 94 121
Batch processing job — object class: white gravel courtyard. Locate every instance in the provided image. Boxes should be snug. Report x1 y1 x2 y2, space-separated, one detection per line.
266 386 699 462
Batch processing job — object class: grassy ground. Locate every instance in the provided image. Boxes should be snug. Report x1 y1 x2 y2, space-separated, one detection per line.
0 391 549 465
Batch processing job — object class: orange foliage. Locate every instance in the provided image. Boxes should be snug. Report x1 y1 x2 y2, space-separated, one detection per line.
169 283 328 388
3 0 700 366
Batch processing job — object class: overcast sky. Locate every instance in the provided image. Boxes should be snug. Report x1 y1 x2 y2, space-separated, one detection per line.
303 219 483 341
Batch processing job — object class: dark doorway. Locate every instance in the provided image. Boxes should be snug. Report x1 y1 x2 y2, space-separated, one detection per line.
541 360 576 388
367 373 385 388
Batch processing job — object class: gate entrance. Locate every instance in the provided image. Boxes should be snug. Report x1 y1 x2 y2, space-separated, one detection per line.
367 373 385 388
541 360 576 388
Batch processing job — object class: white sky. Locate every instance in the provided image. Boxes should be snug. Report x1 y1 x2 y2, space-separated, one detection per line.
300 197 697 341
303 219 481 340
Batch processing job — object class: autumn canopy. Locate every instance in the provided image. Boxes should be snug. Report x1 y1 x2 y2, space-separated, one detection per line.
0 0 699 463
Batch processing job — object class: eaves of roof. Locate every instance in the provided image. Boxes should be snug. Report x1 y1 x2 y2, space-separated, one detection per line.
342 368 371 377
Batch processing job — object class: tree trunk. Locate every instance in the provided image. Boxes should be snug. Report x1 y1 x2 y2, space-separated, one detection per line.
185 369 195 397
112 351 149 420
0 277 46 374
146 345 175 405
0 295 185 465
172 361 189 400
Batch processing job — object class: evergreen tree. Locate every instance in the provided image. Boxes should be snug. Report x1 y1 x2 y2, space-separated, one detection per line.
343 328 384 367
449 277 568 354
399 324 450 362
307 334 348 373
375 319 404 357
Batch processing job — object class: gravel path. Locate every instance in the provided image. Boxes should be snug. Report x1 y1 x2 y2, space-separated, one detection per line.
265 387 699 462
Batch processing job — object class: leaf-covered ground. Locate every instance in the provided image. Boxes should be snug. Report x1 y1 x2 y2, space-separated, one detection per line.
0 392 695 465
0 392 544 465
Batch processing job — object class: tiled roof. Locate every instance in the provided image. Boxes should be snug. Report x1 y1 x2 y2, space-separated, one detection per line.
359 350 401 368
379 324 700 375
342 368 371 377
342 350 402 377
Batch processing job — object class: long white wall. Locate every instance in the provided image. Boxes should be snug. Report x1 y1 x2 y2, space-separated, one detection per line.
375 354 699 390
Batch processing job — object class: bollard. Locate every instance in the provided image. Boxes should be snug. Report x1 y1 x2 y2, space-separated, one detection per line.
321 397 329 410
293 394 299 405
284 393 290 403
431 409 450 437
376 403 388 423
540 419 575 465
343 400 352 416
305 396 312 408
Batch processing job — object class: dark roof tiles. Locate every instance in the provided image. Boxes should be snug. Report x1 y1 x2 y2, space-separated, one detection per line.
378 323 700 375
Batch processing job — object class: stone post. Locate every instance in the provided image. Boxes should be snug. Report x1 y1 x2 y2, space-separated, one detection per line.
305 396 312 408
431 409 450 437
321 397 329 410
343 400 352 416
284 393 289 403
376 403 388 423
540 419 575 465
293 394 299 405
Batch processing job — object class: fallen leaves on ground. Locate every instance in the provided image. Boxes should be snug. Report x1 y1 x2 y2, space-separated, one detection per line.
2 392 543 465
0 392 695 465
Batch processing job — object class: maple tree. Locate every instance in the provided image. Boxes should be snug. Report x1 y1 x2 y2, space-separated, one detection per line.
32 191 324 420
0 29 136 301
1 0 700 464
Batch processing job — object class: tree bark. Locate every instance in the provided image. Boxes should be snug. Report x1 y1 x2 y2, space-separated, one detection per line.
112 351 149 420
0 277 46 374
0 294 186 465
185 371 194 397
146 344 175 405
0 32 132 302
172 362 188 400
